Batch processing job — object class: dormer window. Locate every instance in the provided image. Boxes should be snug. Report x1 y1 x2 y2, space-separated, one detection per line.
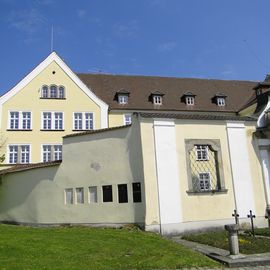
118 95 128 104
115 89 130 105
181 92 196 106
186 96 195 105
149 91 164 105
41 85 65 99
217 97 225 106
153 95 162 105
212 93 227 107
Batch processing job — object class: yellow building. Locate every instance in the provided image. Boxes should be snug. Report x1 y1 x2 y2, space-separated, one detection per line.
0 51 269 234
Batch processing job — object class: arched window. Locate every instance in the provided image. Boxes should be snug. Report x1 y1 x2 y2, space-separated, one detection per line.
50 85 57 98
42 85 48 98
58 86 65 99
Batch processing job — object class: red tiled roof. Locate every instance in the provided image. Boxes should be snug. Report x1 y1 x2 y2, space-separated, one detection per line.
0 160 61 175
77 73 257 112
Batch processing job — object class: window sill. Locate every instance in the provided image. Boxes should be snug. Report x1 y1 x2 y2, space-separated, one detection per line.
6 129 32 131
40 97 66 100
40 129 65 131
186 189 228 195
72 129 94 131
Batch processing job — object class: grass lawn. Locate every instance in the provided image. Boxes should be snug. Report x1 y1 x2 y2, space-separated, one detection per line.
182 229 270 255
0 224 218 270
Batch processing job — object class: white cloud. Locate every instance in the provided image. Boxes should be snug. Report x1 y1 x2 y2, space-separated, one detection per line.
112 20 139 38
157 42 177 52
77 9 87 19
7 8 47 34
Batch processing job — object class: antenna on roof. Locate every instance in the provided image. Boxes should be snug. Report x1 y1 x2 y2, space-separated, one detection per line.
50 25 54 52
243 39 270 70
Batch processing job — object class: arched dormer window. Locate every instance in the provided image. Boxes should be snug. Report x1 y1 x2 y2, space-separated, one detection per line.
42 85 48 98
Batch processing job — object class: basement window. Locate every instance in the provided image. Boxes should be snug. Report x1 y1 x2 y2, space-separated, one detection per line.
118 184 128 203
102 185 113 202
132 182 142 203
65 188 73 204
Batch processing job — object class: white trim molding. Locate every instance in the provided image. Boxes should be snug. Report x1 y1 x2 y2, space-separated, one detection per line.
0 52 109 129
226 121 255 217
153 119 183 234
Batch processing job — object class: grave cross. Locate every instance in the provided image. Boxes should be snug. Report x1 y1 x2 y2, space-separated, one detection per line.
247 210 256 237
232 209 239 225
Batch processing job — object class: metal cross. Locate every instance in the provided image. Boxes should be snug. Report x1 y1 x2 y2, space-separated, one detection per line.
232 209 239 225
247 210 256 237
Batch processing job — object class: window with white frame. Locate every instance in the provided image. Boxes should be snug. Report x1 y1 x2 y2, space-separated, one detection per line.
153 95 162 105
50 85 57 98
42 145 62 162
76 187 84 204
73 112 94 130
196 145 209 161
8 145 30 164
42 86 49 98
186 96 195 105
198 172 211 191
42 112 64 130
124 114 132 125
89 186 98 203
9 111 31 130
41 85 65 99
65 188 73 204
217 97 225 106
54 113 63 130
118 95 128 104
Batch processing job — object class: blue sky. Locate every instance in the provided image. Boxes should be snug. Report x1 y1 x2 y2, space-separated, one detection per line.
1 0 270 94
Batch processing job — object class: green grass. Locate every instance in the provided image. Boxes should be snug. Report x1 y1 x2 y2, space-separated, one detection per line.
182 229 270 255
0 224 218 270
253 227 270 237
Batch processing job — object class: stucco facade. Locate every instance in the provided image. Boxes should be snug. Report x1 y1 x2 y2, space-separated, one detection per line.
0 115 268 234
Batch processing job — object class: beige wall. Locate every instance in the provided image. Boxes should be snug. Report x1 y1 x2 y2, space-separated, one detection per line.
139 118 267 226
1 61 102 163
0 124 146 224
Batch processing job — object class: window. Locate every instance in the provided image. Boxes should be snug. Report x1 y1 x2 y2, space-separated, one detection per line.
9 145 18 164
8 145 30 164
198 172 211 191
76 187 84 204
153 95 162 105
118 95 128 104
89 186 98 203
65 188 73 204
132 182 142 203
186 96 195 105
73 112 94 130
42 145 62 162
42 86 48 98
185 139 226 193
217 97 225 106
124 114 132 125
118 184 128 203
54 113 63 130
42 112 64 130
58 86 65 99
41 85 65 99
50 85 57 98
9 111 31 130
102 185 113 202
196 145 209 161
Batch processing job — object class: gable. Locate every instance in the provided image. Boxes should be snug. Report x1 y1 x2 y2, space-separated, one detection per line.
0 52 108 128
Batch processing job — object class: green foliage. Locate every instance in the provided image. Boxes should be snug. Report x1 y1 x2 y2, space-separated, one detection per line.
183 229 270 254
0 224 218 270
